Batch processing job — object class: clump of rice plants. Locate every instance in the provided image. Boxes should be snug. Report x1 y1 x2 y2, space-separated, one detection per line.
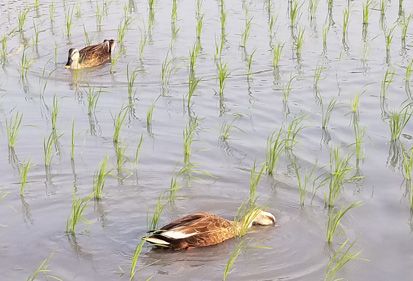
265 128 284 176
240 15 252 48
18 8 29 32
93 156 109 200
20 49 32 79
217 61 229 99
272 43 283 69
5 112 23 149
326 202 362 244
309 0 319 20
19 160 31 196
325 240 362 281
66 193 92 234
321 98 336 130
284 115 304 150
388 106 412 141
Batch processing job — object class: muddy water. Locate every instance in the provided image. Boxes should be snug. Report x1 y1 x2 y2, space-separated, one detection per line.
1 0 413 280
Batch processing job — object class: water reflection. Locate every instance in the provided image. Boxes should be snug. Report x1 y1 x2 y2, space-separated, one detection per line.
20 195 33 225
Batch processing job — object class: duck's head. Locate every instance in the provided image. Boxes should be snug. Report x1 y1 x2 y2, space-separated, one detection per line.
252 210 276 226
103 39 115 54
65 48 80 69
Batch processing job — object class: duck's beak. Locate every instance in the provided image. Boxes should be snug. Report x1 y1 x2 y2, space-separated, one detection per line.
65 58 72 69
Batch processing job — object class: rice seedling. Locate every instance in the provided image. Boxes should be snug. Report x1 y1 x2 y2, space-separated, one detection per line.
49 1 56 23
385 27 394 57
249 162 266 206
406 59 413 83
27 255 60 281
148 0 155 11
351 93 361 113
295 27 305 58
66 193 91 234
354 123 365 161
51 96 59 132
75 3 82 18
134 134 144 166
129 239 145 280
380 0 386 16
342 7 350 46
0 35 7 63
139 26 148 59
171 0 178 22
183 117 198 167
388 106 412 141
325 240 362 281
20 49 32 79
43 133 55 168
401 15 411 48
309 0 319 19
196 14 204 41
284 116 304 151
217 61 229 98
381 68 395 98
5 112 23 149
110 50 122 73
187 74 200 111
161 52 174 92
93 156 109 200
223 241 245 281
113 108 128 145
87 87 100 116
289 0 301 28
291 158 316 206
146 102 156 132
83 25 91 46
68 120 75 161
148 195 164 231
402 148 413 181
32 20 40 47
220 1 227 38
118 17 132 47
19 160 31 196
65 6 74 38
168 176 180 202
326 201 362 244
266 128 284 176
246 49 255 77
127 65 138 103
325 147 354 208
96 2 104 31
240 16 252 48
362 0 371 25
314 65 325 90
18 8 29 32
34 0 40 10
189 43 200 74
321 98 336 130
322 24 329 51
272 43 283 69
115 143 127 174
282 75 295 104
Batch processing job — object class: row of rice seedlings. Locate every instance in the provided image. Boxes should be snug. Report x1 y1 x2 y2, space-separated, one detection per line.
325 147 354 208
5 112 23 149
388 106 412 141
223 241 245 281
129 239 145 280
51 96 59 132
93 156 109 200
240 14 252 48
87 87 100 116
66 193 92 234
65 6 74 38
326 201 362 244
321 98 336 130
113 107 128 144
309 0 319 20
285 115 304 150
183 117 199 167
19 160 31 196
18 8 29 32
325 240 362 281
249 162 266 206
272 43 283 69
1 35 7 63
265 128 284 176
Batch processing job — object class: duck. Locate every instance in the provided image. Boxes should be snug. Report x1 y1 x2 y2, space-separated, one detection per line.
144 209 276 250
65 39 115 69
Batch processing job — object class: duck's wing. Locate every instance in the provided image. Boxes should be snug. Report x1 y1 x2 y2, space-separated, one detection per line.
79 43 110 65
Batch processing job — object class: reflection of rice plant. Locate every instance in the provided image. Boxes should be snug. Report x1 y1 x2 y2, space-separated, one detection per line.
325 240 362 281
129 239 145 281
272 43 283 69
326 202 361 244
6 112 23 149
266 128 284 176
20 49 33 79
51 96 59 132
113 108 128 144
389 107 412 141
249 162 266 205
223 241 244 281
66 194 91 234
148 195 164 231
326 148 353 208
246 49 255 77
321 98 336 129
93 156 109 200
322 24 329 50
33 20 40 46
403 148 413 181
19 160 31 196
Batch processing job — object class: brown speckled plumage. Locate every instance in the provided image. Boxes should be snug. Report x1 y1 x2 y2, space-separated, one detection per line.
145 210 276 250
65 39 115 69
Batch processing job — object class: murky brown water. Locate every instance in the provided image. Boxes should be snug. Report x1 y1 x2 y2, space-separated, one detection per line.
1 0 413 280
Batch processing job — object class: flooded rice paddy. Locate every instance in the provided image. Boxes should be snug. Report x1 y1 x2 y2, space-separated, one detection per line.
1 0 413 280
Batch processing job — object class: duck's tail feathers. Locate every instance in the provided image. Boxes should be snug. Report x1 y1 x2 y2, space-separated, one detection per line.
144 237 171 247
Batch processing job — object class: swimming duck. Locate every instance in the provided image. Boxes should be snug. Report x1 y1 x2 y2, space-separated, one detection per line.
145 209 276 250
65 39 115 69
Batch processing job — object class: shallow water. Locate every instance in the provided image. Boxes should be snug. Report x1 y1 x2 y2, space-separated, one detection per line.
1 0 413 280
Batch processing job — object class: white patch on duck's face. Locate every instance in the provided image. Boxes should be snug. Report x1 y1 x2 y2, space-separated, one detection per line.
65 49 80 69
252 211 276 226
161 229 198 239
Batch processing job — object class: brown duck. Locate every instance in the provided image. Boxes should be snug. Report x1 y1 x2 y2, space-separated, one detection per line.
65 39 115 69
145 209 276 250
